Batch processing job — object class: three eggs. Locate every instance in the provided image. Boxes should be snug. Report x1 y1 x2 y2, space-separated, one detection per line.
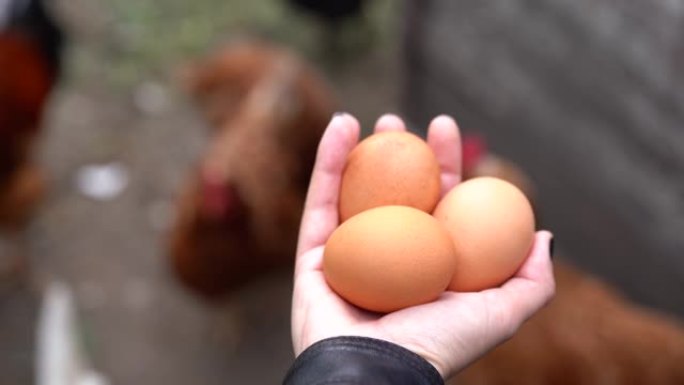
323 131 535 313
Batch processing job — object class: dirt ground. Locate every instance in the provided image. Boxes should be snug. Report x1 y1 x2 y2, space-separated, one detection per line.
1 0 402 384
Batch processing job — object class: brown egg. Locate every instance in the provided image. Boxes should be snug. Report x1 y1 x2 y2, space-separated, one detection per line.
339 131 441 222
433 177 535 292
324 206 457 313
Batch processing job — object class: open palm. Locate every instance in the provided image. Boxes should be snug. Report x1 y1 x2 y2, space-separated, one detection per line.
291 113 555 379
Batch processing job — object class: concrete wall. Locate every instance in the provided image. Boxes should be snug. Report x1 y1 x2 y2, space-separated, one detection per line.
403 0 684 317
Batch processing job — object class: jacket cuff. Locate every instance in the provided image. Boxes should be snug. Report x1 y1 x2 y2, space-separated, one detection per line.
283 336 444 385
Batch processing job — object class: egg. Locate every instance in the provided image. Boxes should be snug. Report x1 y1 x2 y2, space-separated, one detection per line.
433 177 535 292
324 205 457 313
338 131 441 222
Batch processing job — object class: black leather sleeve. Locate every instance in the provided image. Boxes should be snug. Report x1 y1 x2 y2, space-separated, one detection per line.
283 336 444 385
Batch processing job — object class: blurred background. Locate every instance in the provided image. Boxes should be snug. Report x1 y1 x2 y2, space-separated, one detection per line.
1 0 682 384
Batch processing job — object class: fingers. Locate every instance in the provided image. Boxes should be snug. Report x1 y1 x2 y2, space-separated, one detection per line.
296 114 361 267
513 230 555 284
496 231 555 328
427 115 462 196
374 114 407 133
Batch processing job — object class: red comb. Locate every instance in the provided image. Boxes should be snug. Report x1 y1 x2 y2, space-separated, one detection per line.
200 171 239 220
462 133 488 174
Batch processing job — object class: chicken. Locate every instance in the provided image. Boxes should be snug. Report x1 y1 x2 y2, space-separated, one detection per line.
0 0 63 284
461 133 536 202
285 0 371 58
286 0 365 23
453 262 684 385
169 41 336 299
0 0 63 230
450 134 684 384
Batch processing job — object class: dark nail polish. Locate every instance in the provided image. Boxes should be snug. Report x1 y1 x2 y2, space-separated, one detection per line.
549 238 555 259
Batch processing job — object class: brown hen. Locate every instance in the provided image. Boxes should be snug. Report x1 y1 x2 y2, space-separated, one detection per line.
0 0 62 229
169 41 335 299
1 0 62 283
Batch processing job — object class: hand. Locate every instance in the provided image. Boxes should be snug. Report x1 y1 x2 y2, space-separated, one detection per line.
291 113 555 379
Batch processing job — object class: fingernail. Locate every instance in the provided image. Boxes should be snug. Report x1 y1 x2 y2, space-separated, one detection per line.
549 237 555 259
333 112 347 118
